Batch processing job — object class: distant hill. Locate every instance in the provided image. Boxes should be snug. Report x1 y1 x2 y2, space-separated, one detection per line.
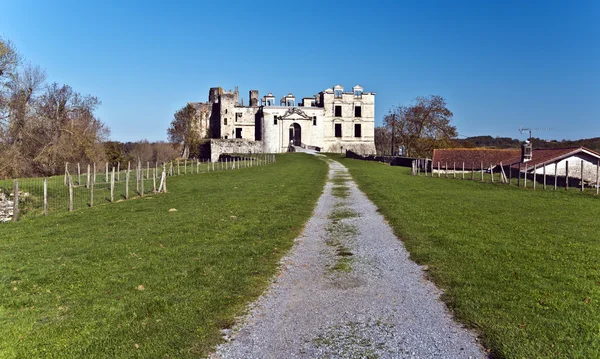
453 136 600 153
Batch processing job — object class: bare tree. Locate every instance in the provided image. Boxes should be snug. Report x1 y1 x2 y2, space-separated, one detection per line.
383 95 457 158
167 104 201 159
374 126 392 155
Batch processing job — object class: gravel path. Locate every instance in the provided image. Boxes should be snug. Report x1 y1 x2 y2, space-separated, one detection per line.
211 159 486 359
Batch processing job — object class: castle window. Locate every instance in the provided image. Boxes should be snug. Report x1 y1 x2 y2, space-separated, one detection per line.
236 113 242 122
354 106 362 117
335 124 342 138
274 115 278 125
334 89 343 98
354 90 362 98
354 124 362 137
313 116 317 126
235 128 242 139
225 109 228 114
224 118 227 125
334 105 342 117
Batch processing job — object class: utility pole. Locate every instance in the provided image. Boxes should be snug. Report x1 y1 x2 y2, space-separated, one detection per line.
390 114 395 156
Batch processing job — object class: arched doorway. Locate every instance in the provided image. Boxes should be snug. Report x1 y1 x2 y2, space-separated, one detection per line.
289 123 301 146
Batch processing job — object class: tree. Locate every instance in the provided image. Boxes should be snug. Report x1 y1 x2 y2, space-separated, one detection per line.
374 126 392 155
167 104 201 159
383 95 457 158
0 37 109 179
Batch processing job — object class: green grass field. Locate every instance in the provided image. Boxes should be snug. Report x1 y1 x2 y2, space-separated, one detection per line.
335 155 600 358
0 153 327 358
0 157 267 219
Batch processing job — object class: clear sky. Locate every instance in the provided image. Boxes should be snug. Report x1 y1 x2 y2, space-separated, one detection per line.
2 0 598 142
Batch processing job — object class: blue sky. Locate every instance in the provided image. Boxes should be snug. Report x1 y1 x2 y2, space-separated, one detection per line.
2 0 598 142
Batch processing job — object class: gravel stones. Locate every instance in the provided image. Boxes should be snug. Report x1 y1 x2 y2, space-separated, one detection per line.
212 159 486 359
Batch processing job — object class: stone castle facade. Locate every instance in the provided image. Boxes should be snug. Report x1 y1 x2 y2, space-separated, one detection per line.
189 84 376 157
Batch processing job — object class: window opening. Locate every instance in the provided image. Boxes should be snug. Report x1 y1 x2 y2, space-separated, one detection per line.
334 105 342 117
335 124 342 137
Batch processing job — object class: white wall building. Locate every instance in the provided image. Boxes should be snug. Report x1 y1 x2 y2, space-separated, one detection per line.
189 84 376 158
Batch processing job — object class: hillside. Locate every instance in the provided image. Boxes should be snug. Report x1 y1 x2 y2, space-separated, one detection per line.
454 136 600 152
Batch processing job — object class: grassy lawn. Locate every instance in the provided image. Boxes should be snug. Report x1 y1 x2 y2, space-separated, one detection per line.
0 157 265 219
0 153 327 358
335 155 600 359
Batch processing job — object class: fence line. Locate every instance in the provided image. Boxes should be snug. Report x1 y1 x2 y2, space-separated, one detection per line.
411 159 600 197
0 153 277 223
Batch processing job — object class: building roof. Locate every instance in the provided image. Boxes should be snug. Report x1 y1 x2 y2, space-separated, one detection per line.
433 147 600 171
432 148 520 169
506 147 600 169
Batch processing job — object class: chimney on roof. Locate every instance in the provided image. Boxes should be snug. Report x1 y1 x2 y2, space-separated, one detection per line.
521 140 532 162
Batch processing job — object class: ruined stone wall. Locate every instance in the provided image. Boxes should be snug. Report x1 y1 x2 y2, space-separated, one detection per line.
210 139 264 162
0 193 14 223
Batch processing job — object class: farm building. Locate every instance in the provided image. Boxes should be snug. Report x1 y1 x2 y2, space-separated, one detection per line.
432 147 600 186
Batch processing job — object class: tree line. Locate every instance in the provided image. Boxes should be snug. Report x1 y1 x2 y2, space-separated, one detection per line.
0 37 108 179
0 37 182 180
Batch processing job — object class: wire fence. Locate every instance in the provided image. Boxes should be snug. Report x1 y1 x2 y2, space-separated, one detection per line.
0 153 276 223
409 159 600 196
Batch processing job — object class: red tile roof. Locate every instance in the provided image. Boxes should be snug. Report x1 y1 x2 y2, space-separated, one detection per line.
432 147 600 171
506 147 600 169
432 148 520 170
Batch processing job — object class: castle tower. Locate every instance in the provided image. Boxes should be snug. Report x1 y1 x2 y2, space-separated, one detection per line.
249 90 259 107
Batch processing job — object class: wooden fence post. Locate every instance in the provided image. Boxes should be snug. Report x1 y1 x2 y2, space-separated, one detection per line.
110 167 115 202
77 163 81 185
64 162 68 186
517 163 521 187
554 163 558 190
126 168 129 199
490 164 494 183
581 160 584 192
90 175 94 207
177 160 180 176
524 164 528 188
566 161 569 190
437 162 440 178
462 162 465 179
543 165 546 190
43 178 48 216
472 162 474 180
153 168 157 192
13 180 19 222
136 162 140 192
481 162 484 181
147 162 150 179
68 176 73 212
87 164 91 188
453 162 456 178
596 160 599 196
141 168 144 197
105 162 109 183
533 165 537 189
93 162 96 185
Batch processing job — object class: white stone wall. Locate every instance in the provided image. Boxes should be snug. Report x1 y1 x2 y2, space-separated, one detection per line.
198 85 376 155
232 107 259 140
321 91 376 155
210 139 263 162
530 154 600 181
